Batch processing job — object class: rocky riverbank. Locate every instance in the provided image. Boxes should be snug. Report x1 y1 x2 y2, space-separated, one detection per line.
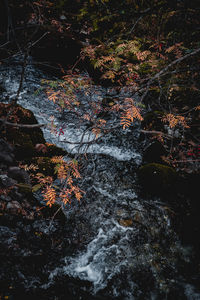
0 105 91 299
0 101 199 299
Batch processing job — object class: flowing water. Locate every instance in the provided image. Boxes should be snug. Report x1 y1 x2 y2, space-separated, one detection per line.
0 57 200 299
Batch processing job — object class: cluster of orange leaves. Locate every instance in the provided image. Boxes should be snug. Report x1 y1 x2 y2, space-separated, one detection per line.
120 98 143 129
34 156 83 207
19 163 39 171
162 113 189 129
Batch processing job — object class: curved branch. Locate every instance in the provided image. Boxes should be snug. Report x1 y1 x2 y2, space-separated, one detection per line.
0 119 46 128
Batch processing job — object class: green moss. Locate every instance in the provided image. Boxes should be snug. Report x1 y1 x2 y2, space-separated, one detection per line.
16 183 33 196
138 163 177 194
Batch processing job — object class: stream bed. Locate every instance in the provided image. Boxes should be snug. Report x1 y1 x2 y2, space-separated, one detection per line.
0 58 200 299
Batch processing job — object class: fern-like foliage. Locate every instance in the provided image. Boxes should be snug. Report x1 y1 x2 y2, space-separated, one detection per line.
19 163 39 171
28 156 83 207
120 98 143 129
42 186 56 207
59 188 72 205
51 156 64 164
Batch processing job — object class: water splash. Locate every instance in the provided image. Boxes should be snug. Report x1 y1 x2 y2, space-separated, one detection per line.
1 59 199 300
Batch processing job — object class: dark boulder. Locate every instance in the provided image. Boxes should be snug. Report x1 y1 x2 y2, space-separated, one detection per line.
0 174 17 188
0 139 15 165
138 163 177 196
8 166 30 184
0 104 46 160
143 141 167 164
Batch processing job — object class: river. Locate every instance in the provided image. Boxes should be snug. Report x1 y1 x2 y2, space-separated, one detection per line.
0 56 200 299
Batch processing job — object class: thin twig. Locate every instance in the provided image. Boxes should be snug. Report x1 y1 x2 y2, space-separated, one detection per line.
140 129 173 139
11 49 29 105
128 16 143 36
140 47 200 102
48 206 63 231
170 159 200 163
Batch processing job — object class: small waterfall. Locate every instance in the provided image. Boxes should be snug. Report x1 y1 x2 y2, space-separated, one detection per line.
1 58 200 299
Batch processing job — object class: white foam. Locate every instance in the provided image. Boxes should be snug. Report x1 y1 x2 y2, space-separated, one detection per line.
75 265 101 283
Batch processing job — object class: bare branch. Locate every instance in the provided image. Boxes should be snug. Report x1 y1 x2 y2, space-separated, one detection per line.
11 49 29 105
140 47 200 102
0 119 46 128
140 129 173 139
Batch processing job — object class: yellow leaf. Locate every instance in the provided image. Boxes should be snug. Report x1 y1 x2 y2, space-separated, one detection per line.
119 219 133 227
32 184 42 193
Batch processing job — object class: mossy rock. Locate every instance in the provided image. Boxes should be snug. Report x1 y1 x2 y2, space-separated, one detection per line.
10 105 45 145
0 104 46 159
31 26 81 71
15 143 35 160
0 103 45 141
138 163 177 195
7 127 44 154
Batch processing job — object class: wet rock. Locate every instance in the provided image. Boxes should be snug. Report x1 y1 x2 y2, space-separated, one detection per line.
0 226 17 249
0 194 12 202
0 139 15 165
8 166 30 184
0 152 15 165
6 201 22 214
0 163 8 171
138 163 177 195
0 174 17 187
175 173 200 246
0 139 14 153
